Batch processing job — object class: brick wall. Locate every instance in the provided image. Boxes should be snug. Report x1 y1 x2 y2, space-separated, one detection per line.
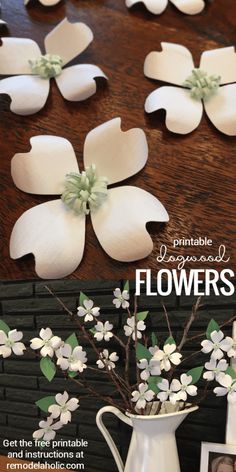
0 279 236 472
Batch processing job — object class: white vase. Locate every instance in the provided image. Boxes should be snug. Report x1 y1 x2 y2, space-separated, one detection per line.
96 403 198 472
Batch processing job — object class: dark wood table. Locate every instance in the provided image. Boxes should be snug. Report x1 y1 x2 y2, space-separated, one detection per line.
0 0 235 280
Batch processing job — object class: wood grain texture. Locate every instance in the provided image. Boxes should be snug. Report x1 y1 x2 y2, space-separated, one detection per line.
0 0 235 280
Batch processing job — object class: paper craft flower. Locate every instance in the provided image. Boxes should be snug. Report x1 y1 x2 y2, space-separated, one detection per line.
30 328 62 357
124 316 146 340
203 358 228 381
48 391 79 424
25 0 61 5
171 374 197 401
33 417 63 441
144 43 236 135
201 330 232 360
113 288 130 309
131 383 155 409
154 343 182 371
0 18 107 115
137 358 161 380
56 344 87 372
214 374 236 403
0 329 26 358
96 349 119 370
9 118 169 279
157 379 178 404
126 0 205 15
77 299 100 322
94 321 114 342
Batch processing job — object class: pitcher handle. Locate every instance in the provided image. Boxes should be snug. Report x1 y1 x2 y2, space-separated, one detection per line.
96 406 132 472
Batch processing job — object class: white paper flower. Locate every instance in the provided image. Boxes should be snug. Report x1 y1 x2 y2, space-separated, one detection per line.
126 0 205 15
112 288 130 309
149 345 159 357
0 329 26 358
48 391 79 424
154 343 182 371
94 321 113 342
30 328 62 358
56 344 87 372
25 0 61 6
9 118 169 279
124 316 146 341
131 382 155 410
214 374 236 403
203 359 228 381
144 43 236 136
33 417 63 441
201 330 232 360
0 18 107 115
137 358 161 380
96 349 119 370
157 378 179 404
77 299 100 322
171 374 198 402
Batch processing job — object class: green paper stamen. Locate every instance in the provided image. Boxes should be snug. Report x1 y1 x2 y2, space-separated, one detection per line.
183 68 221 101
61 164 108 215
29 54 63 79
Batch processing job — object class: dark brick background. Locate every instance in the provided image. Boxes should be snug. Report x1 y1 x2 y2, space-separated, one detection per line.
0 279 236 472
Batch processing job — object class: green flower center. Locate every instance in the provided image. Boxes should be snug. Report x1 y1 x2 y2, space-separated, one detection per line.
61 164 108 215
183 68 221 101
29 54 63 79
5 339 14 348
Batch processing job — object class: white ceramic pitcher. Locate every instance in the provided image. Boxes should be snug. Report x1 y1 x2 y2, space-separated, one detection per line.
96 403 198 472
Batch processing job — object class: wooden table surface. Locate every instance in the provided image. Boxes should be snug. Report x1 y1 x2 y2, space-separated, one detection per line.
0 0 235 280
0 455 66 471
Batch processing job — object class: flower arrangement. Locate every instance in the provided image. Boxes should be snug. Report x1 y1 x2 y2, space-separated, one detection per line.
0 284 236 441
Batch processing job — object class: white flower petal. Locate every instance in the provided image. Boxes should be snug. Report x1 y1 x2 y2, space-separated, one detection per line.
33 429 45 440
144 43 195 86
186 385 197 396
201 340 214 354
214 387 228 397
44 18 93 67
57 358 69 370
218 374 232 388
41 345 54 358
12 342 25 356
44 430 56 441
56 391 68 407
66 398 79 411
25 0 61 4
211 330 224 344
40 328 53 341
139 383 148 395
91 186 168 262
164 343 176 355
83 299 93 310
145 86 203 134
113 288 121 298
30 338 44 350
60 411 71 424
158 379 169 391
0 75 50 115
157 392 168 402
170 0 205 14
145 390 155 402
0 38 41 75
0 346 12 358
170 353 182 366
48 405 61 418
56 64 107 102
10 200 86 279
0 331 7 344
203 371 215 381
204 84 236 136
180 374 192 385
51 337 62 350
60 344 72 358
136 398 146 410
8 330 23 342
84 118 148 186
126 0 168 14
200 46 236 85
11 136 79 195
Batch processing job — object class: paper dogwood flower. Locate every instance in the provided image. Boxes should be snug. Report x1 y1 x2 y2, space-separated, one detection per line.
25 0 61 5
126 0 205 15
9 117 169 279
33 417 63 441
144 43 236 135
0 18 107 115
48 391 79 424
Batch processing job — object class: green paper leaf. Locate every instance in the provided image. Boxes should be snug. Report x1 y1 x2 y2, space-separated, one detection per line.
137 311 149 322
164 336 176 346
0 320 10 334
226 367 236 380
151 332 158 347
40 357 56 382
124 281 129 292
148 376 162 394
35 396 56 413
65 333 78 349
187 366 204 384
89 327 96 335
79 292 89 305
206 319 220 340
68 371 78 378
136 342 152 361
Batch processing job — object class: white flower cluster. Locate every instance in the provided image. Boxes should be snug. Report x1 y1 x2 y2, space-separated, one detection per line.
33 391 79 441
201 329 236 403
